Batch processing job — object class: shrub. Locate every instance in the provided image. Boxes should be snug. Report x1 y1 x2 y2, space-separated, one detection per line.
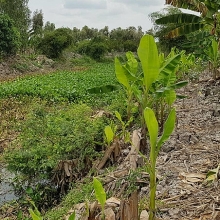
0 14 20 56
5 103 106 181
37 28 73 58
77 37 108 61
123 40 138 52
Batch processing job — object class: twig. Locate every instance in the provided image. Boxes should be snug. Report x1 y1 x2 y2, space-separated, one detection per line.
162 193 185 203
184 160 189 173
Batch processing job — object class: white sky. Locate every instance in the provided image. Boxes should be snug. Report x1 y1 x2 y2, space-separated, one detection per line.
28 0 166 31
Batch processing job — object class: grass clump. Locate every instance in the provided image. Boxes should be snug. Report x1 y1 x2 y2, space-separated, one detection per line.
44 178 94 220
4 103 106 182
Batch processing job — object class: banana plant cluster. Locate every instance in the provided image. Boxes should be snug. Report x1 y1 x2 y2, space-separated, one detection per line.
171 47 196 80
115 35 187 129
115 34 185 219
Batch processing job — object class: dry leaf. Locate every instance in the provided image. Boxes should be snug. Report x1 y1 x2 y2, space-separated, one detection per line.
179 172 206 183
75 203 86 210
104 208 115 220
91 110 105 119
106 197 121 206
140 210 149 220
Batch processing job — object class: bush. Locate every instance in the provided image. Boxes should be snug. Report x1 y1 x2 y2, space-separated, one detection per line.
70 55 96 66
0 14 20 56
77 37 108 61
5 103 106 181
37 28 73 58
123 40 138 52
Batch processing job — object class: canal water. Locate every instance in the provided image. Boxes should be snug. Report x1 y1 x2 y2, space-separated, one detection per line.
0 165 18 205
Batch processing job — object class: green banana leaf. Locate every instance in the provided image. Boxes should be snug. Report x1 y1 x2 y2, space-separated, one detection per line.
115 57 130 89
157 108 176 155
138 35 159 91
144 107 158 152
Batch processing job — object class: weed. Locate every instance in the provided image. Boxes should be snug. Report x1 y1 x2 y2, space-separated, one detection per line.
13 63 30 72
44 178 94 220
4 103 106 208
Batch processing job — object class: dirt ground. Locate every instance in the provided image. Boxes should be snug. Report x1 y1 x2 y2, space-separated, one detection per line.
153 73 220 219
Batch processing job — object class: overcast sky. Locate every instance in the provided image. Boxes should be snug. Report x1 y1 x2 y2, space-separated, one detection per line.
28 0 166 31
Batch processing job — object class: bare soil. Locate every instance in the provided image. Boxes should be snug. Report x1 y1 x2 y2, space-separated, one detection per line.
153 75 220 219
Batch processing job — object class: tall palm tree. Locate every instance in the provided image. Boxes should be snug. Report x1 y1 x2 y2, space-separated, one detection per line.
156 0 220 38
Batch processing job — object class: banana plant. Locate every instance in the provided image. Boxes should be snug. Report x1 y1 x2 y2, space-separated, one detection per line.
29 201 43 220
153 49 186 127
115 110 133 143
179 51 196 79
93 177 106 220
156 0 220 38
115 35 187 129
114 35 182 219
115 51 139 120
205 38 219 79
144 107 176 220
104 125 115 147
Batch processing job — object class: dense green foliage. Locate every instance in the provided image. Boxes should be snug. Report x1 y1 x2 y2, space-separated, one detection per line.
5 104 105 179
0 64 123 106
0 14 20 55
1 63 127 214
2 63 125 184
44 178 94 220
0 0 30 51
77 37 108 61
37 28 73 58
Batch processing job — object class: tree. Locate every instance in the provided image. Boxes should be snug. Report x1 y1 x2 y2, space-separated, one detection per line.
44 21 55 34
99 26 109 37
31 9 43 35
0 14 20 56
72 27 81 43
0 0 31 51
77 36 108 61
37 28 73 58
109 27 143 52
28 9 44 52
79 25 98 40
